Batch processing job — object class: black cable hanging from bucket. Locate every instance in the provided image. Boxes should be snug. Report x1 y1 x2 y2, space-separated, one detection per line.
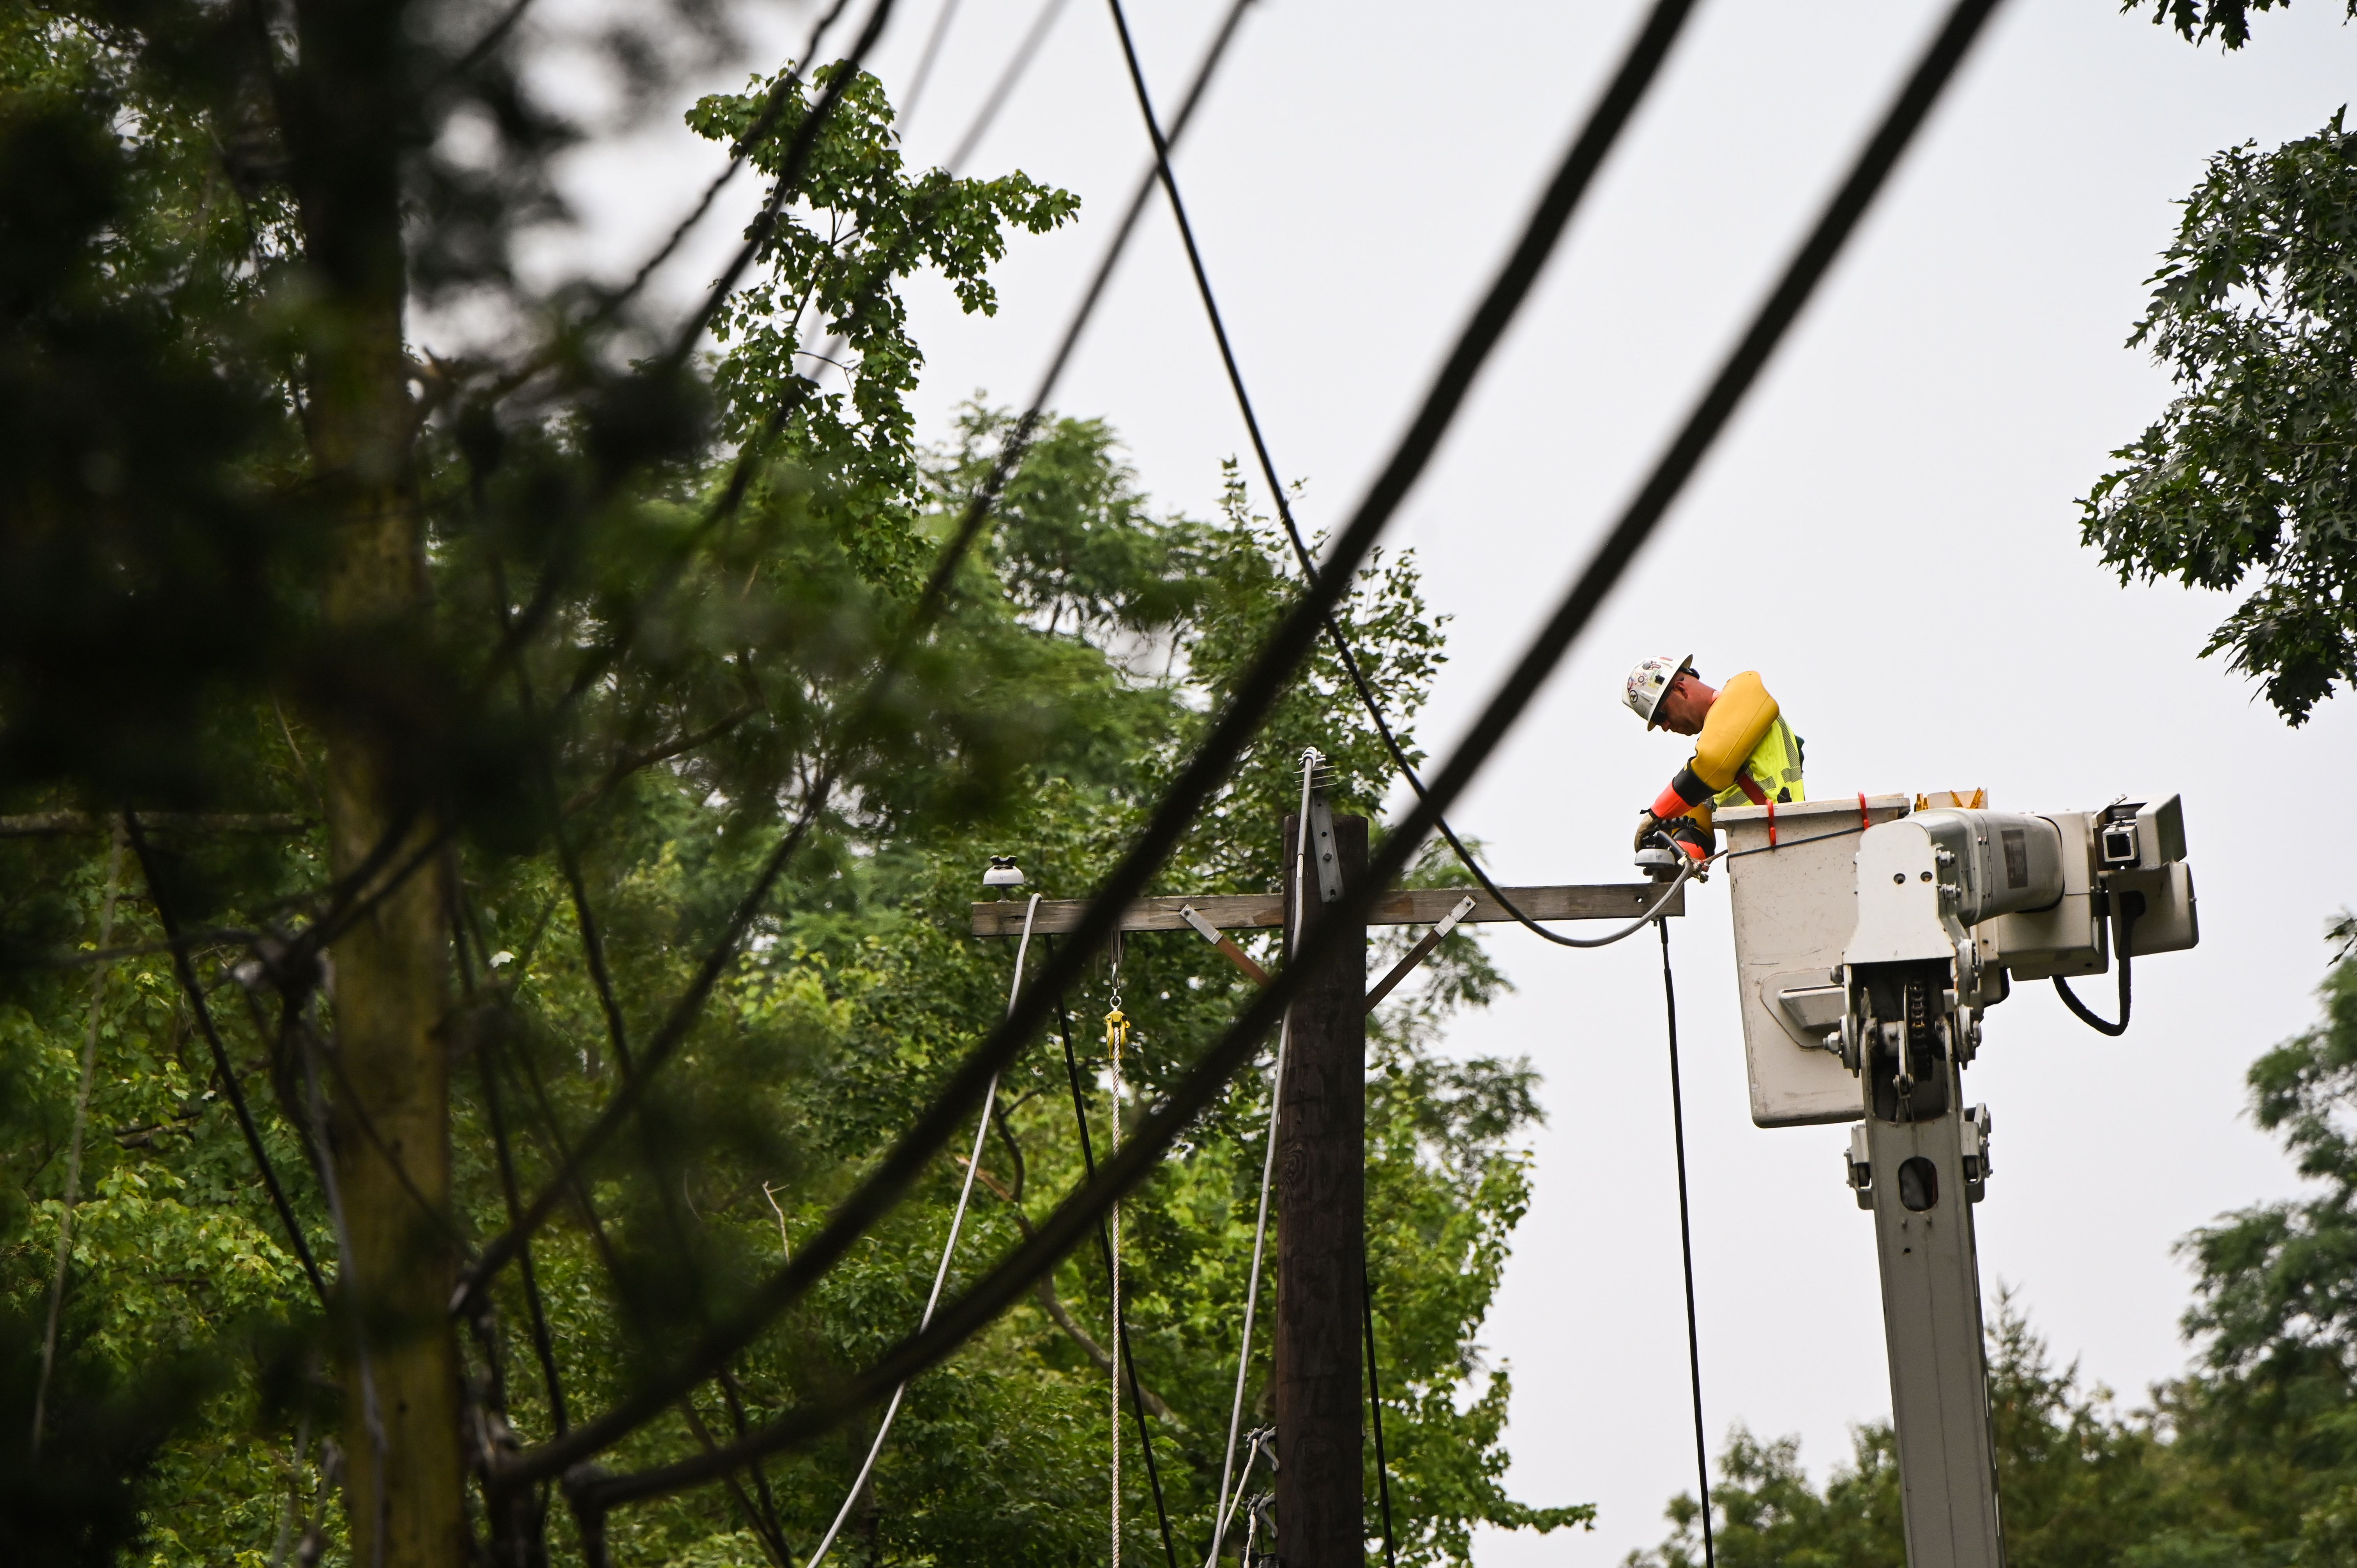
1657 917 1716 1568
2055 894 2141 1037
1044 938 1180 1568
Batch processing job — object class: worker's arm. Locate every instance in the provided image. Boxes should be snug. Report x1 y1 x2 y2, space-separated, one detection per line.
1648 671 1779 822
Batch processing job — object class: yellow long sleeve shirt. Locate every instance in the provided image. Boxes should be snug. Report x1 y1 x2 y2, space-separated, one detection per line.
1647 671 1803 831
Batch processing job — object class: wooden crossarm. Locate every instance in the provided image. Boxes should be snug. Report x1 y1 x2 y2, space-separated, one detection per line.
970 882 1682 937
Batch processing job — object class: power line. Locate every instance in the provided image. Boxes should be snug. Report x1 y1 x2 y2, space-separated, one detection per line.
897 0 965 130
1097 0 1644 950
660 0 903 375
944 0 1074 173
597 0 861 330
123 814 327 1301
464 0 1263 1325
552 0 2004 1505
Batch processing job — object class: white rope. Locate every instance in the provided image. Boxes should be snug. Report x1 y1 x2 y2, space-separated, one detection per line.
1204 752 1321 1566
1109 987 1125 1568
802 890 1041 1568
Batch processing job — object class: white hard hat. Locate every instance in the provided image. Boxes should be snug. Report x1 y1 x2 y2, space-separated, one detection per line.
1623 653 1693 729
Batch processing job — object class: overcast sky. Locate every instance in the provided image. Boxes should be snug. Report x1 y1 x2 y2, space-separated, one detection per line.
528 2 2357 1561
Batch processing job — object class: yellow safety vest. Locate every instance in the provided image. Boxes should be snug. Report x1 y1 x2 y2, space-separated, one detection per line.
1716 715 1806 810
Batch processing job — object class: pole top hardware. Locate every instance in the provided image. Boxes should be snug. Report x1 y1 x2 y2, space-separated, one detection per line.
982 856 1026 897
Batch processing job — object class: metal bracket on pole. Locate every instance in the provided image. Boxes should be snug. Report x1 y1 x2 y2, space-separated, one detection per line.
1306 787 1344 907
1363 895 1477 1013
1180 902 1271 986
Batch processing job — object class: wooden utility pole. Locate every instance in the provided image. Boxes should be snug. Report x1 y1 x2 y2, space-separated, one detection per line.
283 0 465 1555
973 853 1683 1564
1277 811 1367 1568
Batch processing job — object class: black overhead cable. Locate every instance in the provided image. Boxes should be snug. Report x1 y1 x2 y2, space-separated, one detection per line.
453 891 572 1436
660 0 901 375
1098 0 1660 949
944 0 1075 174
1657 918 1716 1568
1045 943 1181 1568
597 0 859 330
498 999 797 1564
451 0 1105 1324
463 0 1265 1319
529 0 1716 1500
897 0 964 130
122 814 326 1301
550 0 2004 1508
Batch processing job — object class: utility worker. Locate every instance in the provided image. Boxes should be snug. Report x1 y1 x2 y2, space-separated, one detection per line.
1624 654 1805 863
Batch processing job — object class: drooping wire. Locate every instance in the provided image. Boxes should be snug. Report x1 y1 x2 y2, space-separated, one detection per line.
799 892 1043 1568
1097 0 1678 949
531 0 2002 1501
1657 918 1716 1568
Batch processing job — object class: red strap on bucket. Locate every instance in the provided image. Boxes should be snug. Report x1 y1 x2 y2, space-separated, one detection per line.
1858 792 1870 835
1766 799 1777 847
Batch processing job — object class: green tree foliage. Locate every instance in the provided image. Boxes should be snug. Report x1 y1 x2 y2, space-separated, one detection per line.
0 9 1587 1557
1624 1303 2194 1568
689 66 1079 587
4 406 1591 1566
2081 104 2357 724
1629 922 2357 1568
2120 0 2356 52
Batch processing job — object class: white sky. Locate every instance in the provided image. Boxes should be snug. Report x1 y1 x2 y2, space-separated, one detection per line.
528 1 2357 1561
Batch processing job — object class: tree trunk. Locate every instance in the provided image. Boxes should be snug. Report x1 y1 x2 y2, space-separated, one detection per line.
281 0 463 1561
